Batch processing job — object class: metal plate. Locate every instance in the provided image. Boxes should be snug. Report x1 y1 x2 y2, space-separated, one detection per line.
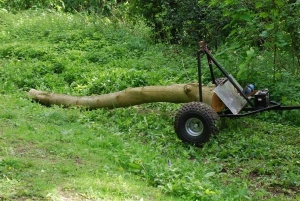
214 75 247 114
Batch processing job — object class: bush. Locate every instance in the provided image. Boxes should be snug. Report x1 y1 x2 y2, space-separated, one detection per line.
128 0 228 46
0 0 119 14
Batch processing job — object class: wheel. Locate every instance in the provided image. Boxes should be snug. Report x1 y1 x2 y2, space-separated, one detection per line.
174 102 220 146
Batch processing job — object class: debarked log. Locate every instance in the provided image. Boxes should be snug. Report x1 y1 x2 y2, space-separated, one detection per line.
28 83 225 112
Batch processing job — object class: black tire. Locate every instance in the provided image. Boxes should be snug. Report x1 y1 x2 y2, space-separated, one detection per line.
174 102 220 146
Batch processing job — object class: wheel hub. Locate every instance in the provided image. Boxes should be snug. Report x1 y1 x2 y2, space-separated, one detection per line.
185 118 204 137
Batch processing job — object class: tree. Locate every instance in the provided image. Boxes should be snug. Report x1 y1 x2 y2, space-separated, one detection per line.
127 0 227 46
212 0 300 73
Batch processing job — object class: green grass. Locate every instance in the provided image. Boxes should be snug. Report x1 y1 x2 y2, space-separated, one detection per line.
0 10 299 200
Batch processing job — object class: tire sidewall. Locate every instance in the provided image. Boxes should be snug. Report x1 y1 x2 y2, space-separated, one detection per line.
177 111 211 143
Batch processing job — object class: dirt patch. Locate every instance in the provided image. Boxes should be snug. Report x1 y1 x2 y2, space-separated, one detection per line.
49 187 86 201
267 183 299 197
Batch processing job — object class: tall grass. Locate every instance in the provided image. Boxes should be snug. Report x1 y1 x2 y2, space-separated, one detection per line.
0 10 196 95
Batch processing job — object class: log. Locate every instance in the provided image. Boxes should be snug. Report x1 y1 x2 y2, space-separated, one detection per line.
28 83 225 112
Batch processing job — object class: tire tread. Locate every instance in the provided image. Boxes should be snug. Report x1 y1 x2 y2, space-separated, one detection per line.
174 102 220 146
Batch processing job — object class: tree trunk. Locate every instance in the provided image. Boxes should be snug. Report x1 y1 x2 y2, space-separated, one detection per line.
28 83 225 112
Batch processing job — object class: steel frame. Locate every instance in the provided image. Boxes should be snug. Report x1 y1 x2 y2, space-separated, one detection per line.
197 41 300 117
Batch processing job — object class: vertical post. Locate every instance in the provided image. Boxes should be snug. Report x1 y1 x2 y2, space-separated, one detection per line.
197 42 203 102
207 54 216 84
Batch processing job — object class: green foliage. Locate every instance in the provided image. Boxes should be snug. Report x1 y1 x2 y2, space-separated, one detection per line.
211 0 300 78
128 0 227 46
0 0 64 11
62 0 119 14
0 0 119 14
0 11 190 94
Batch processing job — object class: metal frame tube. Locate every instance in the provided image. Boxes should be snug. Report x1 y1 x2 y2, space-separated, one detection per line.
197 50 203 102
198 41 254 107
197 41 300 117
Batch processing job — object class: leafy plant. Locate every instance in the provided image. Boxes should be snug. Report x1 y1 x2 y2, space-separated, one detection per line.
127 0 227 46
0 0 120 14
211 0 300 79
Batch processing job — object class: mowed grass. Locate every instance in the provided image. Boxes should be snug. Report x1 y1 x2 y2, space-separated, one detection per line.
0 93 181 200
0 10 299 200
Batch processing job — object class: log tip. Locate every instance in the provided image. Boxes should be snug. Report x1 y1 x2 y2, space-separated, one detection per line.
27 88 36 97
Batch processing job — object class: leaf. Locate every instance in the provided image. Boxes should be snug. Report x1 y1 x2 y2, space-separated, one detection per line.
204 171 215 178
255 2 263 9
259 12 269 18
259 30 269 38
266 23 274 31
225 0 236 5
167 183 173 191
275 0 284 7
205 189 216 194
239 13 252 22
237 63 247 79
246 47 255 58
128 162 142 170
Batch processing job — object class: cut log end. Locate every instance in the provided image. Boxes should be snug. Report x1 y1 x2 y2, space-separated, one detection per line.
211 93 226 112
